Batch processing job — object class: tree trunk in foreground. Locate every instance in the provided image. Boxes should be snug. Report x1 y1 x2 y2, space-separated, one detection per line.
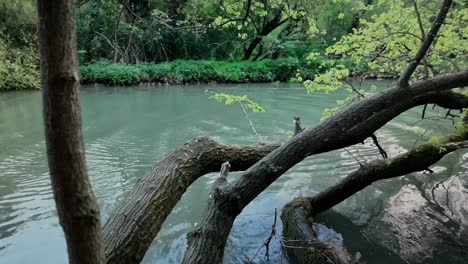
281 127 468 263
103 137 278 264
37 0 104 263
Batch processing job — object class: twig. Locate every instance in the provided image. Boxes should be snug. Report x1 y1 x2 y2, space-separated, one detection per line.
344 148 364 168
370 134 388 159
240 102 263 143
442 109 461 125
411 128 429 151
280 236 335 264
422 104 428 118
343 79 365 99
248 208 277 263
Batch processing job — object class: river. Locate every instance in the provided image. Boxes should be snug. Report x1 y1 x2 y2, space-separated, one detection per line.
0 82 467 263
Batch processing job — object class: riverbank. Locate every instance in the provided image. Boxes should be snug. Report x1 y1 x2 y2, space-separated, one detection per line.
79 59 334 86
1 58 343 91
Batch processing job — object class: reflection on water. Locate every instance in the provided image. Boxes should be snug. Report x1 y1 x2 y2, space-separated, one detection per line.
0 83 466 263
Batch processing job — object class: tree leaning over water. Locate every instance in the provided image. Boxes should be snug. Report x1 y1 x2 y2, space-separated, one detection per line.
37 0 468 264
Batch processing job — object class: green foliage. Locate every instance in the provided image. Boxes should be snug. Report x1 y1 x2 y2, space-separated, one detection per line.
80 58 331 85
327 0 468 77
0 0 37 46
76 0 238 63
320 107 340 121
302 0 467 119
308 0 366 43
211 93 265 112
304 64 349 93
415 129 425 138
0 0 39 91
429 136 441 145
0 34 40 91
72 0 367 63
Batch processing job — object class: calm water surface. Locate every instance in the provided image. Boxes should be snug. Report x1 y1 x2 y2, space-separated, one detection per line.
0 83 467 263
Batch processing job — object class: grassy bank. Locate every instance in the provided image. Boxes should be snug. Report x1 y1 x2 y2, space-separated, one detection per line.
79 58 336 86
1 58 342 91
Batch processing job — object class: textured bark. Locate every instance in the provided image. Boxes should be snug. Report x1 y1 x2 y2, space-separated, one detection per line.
182 72 468 264
281 199 354 264
308 138 468 215
103 137 278 264
281 130 468 263
37 0 104 263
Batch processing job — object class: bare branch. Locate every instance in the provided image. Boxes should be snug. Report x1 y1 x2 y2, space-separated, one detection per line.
218 0 252 27
398 0 453 86
370 134 388 159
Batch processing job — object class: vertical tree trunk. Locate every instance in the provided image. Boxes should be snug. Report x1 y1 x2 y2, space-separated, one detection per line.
242 37 262 60
37 0 104 263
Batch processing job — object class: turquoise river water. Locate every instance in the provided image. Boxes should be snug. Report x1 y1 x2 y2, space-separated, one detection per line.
0 82 467 263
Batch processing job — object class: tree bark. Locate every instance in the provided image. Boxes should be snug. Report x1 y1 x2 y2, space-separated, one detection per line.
307 139 468 215
100 74 466 263
182 72 468 264
242 15 288 60
37 0 104 263
281 198 354 264
281 130 468 263
103 137 278 264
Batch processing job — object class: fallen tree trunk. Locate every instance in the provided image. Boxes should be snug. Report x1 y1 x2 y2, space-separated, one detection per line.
101 76 467 264
103 137 278 264
281 199 355 264
182 71 468 263
307 134 468 215
281 127 468 263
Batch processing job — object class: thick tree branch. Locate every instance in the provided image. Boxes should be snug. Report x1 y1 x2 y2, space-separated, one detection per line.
103 137 278 264
280 135 468 263
398 0 452 86
306 130 468 215
182 73 468 264
102 73 467 264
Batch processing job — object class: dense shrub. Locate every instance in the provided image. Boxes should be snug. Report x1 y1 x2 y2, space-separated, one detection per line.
0 35 40 91
80 58 335 85
0 54 340 90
